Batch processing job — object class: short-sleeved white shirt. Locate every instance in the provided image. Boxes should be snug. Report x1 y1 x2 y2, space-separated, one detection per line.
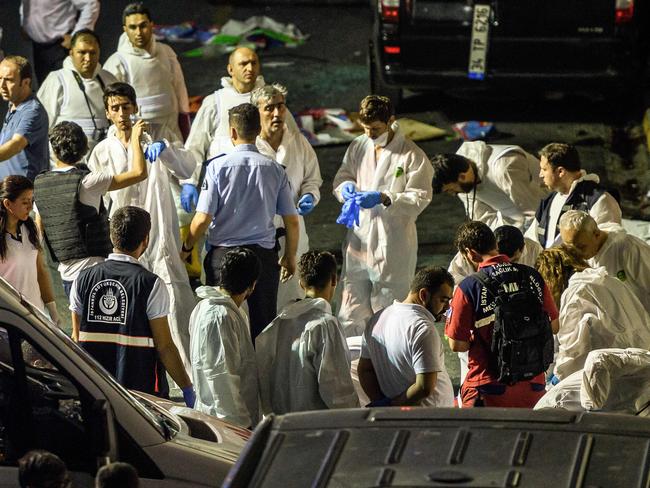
35 166 113 282
361 301 454 407
0 228 44 311
69 253 170 319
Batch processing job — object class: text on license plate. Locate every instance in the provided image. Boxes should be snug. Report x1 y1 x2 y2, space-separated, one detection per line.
468 4 491 80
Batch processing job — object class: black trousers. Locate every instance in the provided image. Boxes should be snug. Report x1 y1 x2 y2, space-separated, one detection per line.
32 39 68 85
204 245 279 342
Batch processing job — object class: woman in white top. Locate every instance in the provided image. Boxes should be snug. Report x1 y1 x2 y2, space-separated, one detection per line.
0 175 58 322
536 246 650 381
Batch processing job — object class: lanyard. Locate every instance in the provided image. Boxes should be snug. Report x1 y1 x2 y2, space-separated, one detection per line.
70 70 105 133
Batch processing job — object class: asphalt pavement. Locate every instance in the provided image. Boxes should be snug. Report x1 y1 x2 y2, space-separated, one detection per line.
2 0 647 387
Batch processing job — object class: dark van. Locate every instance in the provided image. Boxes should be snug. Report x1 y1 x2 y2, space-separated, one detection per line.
369 0 648 103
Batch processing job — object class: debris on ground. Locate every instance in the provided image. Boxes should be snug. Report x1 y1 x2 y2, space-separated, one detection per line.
452 120 494 141
297 108 358 146
182 16 308 58
398 118 447 142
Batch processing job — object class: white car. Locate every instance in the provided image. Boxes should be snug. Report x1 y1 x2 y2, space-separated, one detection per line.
0 278 248 487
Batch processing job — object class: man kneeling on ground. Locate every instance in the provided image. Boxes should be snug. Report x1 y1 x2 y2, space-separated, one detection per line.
358 266 455 407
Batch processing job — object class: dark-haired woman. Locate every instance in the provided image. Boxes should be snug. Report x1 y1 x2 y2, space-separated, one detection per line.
0 175 58 323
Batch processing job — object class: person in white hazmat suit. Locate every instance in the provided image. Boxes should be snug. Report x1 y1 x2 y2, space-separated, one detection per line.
189 247 260 428
37 29 116 156
104 3 190 142
87 82 196 375
256 251 358 414
103 3 193 232
536 246 650 381
431 142 546 230
333 95 433 337
560 210 650 314
525 143 621 248
252 83 322 308
180 47 299 213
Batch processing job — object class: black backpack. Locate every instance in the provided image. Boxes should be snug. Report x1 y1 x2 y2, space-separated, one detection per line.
474 267 554 385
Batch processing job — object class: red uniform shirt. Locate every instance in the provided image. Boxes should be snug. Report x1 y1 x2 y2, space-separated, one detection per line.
445 255 558 387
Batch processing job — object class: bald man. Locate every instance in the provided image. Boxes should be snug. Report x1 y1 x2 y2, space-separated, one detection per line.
179 47 298 213
559 210 650 313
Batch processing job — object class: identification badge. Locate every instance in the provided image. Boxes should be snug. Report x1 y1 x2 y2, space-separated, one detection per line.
468 4 491 80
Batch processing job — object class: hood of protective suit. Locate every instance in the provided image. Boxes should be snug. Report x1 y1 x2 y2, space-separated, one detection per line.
195 286 242 313
568 265 609 286
565 171 600 194
220 75 266 92
456 141 525 180
62 56 104 79
581 348 650 414
276 297 332 320
117 32 159 58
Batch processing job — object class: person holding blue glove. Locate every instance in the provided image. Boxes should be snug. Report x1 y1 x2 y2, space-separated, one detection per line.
88 82 197 380
253 83 323 309
333 95 433 337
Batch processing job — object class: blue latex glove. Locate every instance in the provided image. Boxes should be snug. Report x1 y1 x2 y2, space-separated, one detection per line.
336 198 360 228
550 374 560 386
355 191 382 209
181 385 196 408
366 396 392 407
180 184 199 213
144 141 166 162
297 193 315 215
341 183 356 201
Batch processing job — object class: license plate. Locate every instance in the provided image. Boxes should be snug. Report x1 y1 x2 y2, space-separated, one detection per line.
468 4 491 80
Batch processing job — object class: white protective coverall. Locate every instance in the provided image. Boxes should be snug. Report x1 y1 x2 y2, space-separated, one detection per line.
183 76 299 187
87 126 196 374
456 141 547 230
37 57 117 154
333 126 433 336
448 237 542 287
255 297 359 414
554 266 650 380
104 33 189 142
588 230 650 313
525 172 622 248
256 125 323 308
189 286 259 428
535 348 650 415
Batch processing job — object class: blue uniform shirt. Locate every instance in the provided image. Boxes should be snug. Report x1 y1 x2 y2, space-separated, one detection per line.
197 143 297 249
0 96 49 181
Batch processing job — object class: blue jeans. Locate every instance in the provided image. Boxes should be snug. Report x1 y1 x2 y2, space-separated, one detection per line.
62 280 73 300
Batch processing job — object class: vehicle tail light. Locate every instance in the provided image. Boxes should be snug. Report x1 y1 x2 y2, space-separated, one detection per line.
615 0 634 24
380 0 400 23
384 45 401 54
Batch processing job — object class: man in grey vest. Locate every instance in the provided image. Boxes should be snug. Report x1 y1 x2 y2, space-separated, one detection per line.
37 29 117 155
34 120 148 297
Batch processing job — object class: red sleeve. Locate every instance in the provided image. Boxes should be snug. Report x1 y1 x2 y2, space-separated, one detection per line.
445 287 475 342
542 283 559 321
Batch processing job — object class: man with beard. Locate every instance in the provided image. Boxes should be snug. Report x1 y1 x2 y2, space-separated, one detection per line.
357 266 455 407
431 142 546 230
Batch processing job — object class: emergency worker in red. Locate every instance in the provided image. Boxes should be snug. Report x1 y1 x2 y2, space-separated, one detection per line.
445 221 559 408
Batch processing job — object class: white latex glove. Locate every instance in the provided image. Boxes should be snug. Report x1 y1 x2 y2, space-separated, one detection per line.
45 301 60 326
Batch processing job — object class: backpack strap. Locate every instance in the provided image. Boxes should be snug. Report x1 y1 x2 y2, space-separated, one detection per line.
473 270 502 300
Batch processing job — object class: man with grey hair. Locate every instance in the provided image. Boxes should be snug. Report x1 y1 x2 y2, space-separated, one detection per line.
179 47 298 214
253 83 322 308
560 209 650 312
